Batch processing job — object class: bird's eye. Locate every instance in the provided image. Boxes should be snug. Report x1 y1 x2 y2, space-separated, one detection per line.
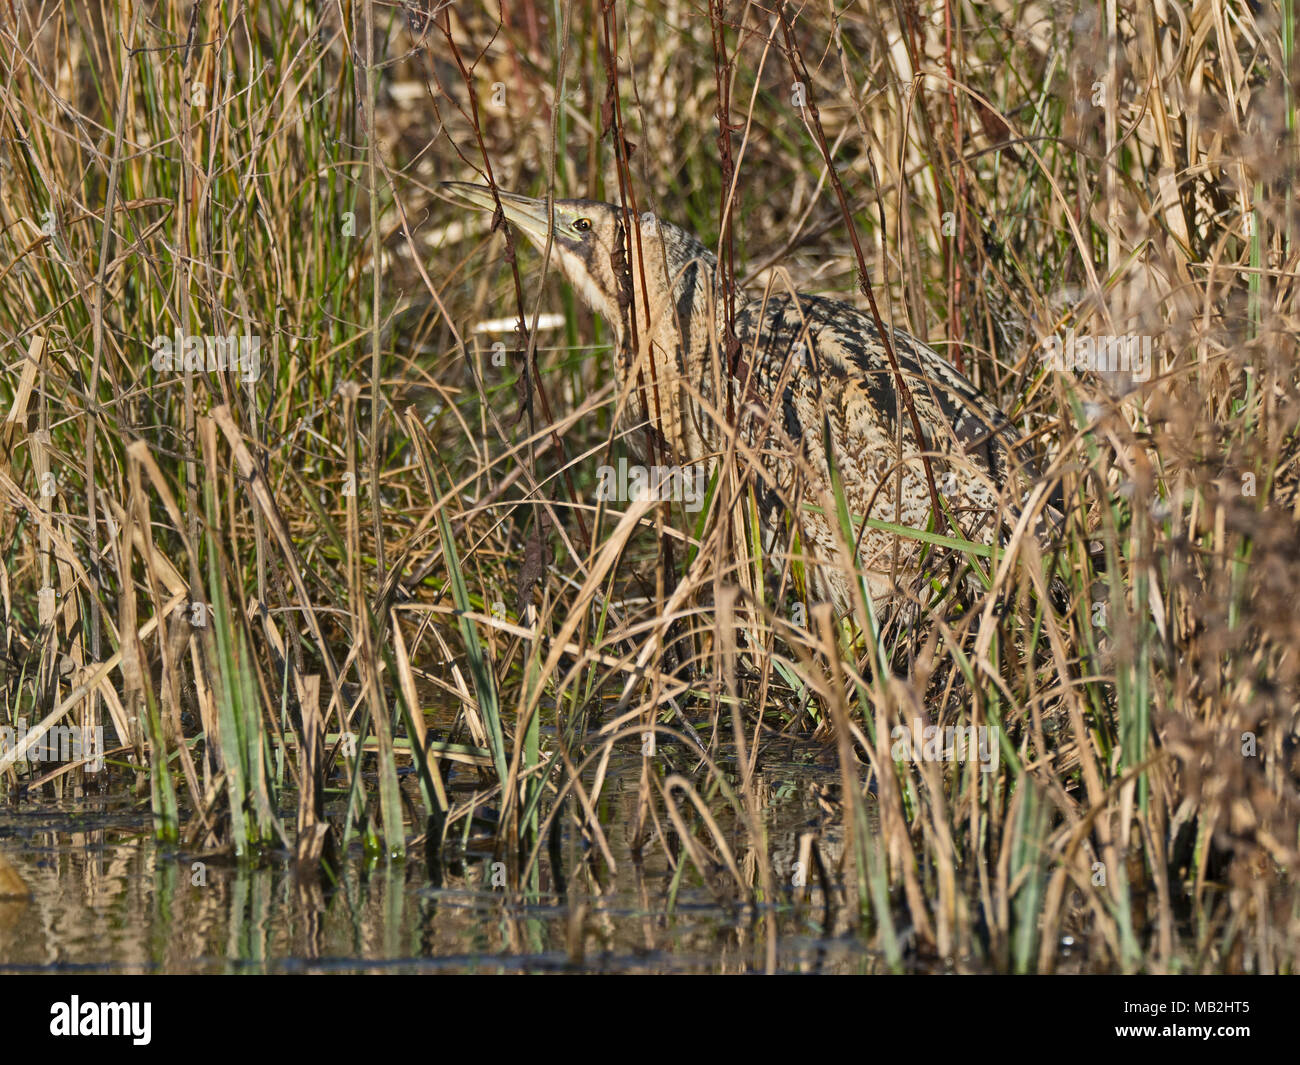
572 218 592 232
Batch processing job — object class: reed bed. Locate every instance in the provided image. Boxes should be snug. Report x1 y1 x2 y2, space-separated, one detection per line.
0 0 1297 972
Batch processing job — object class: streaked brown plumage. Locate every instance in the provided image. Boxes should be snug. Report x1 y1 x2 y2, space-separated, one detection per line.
440 183 1053 609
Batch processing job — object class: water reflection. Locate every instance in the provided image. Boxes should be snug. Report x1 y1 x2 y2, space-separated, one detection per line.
0 747 881 973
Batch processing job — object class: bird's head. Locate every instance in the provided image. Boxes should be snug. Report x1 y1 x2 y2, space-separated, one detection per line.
439 182 681 331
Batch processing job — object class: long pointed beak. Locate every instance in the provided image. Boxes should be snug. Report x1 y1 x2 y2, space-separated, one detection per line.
438 182 553 246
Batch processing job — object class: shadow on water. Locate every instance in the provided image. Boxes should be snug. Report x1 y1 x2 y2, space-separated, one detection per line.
0 741 886 974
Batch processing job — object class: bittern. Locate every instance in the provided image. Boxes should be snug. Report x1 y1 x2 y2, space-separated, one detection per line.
441 182 1054 609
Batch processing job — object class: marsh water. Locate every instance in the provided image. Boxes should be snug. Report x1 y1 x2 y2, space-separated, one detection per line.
0 740 886 974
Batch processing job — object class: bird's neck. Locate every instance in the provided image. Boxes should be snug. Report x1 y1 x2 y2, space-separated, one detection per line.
612 225 725 464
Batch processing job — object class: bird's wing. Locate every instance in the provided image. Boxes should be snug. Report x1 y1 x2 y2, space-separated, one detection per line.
731 294 1024 471
729 292 1061 544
